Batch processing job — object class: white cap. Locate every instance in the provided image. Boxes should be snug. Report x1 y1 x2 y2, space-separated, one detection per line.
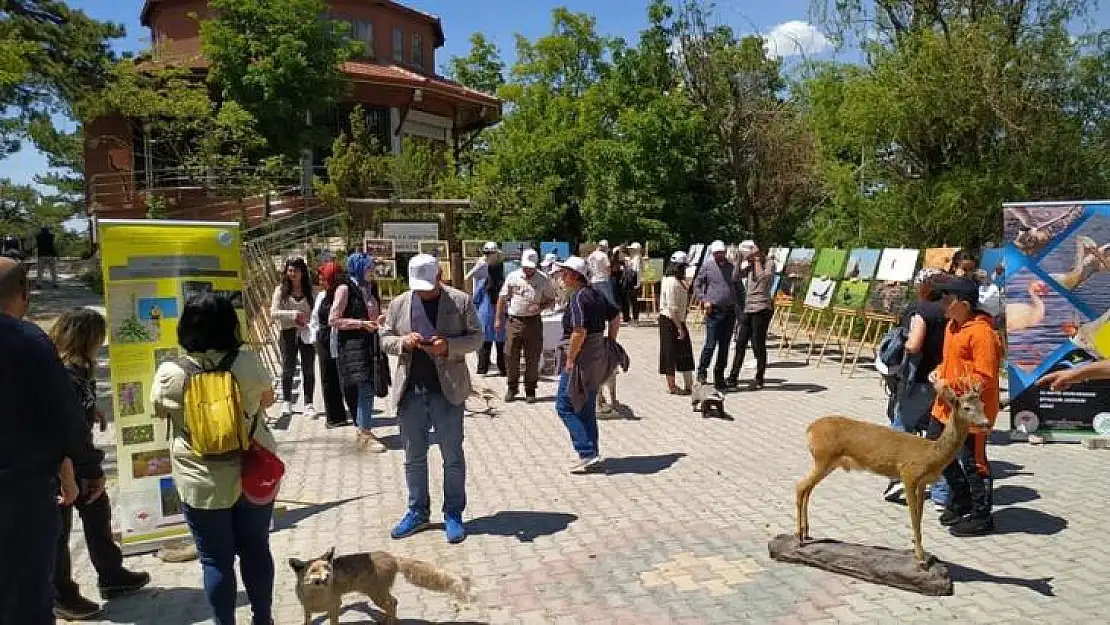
709 240 727 253
598 240 609 249
670 251 688 264
482 241 498 253
521 249 539 268
630 242 642 250
541 252 558 267
408 253 439 291
739 240 756 253
556 255 588 277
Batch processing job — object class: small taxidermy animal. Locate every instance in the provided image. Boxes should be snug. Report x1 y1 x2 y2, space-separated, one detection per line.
691 384 725 418
289 547 472 625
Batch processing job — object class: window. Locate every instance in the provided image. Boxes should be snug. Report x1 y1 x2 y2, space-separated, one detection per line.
392 27 403 62
412 33 424 69
352 20 374 59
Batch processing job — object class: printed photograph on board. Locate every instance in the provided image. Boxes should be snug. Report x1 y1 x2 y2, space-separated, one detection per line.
811 249 848 278
866 282 911 316
372 260 397 280
109 284 160 343
1038 214 1110 310
121 424 156 445
131 449 172 479
418 240 450 259
804 278 837 309
783 248 815 278
767 247 790 274
540 241 571 261
844 249 881 280
924 247 962 272
1005 267 1088 374
1004 204 1084 257
116 382 145 417
438 261 452 282
875 249 919 282
153 348 180 367
462 240 486 259
502 242 531 261
364 238 396 260
833 280 870 310
181 280 214 303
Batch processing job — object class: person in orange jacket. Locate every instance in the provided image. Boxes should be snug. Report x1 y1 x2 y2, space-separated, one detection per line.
926 277 1003 537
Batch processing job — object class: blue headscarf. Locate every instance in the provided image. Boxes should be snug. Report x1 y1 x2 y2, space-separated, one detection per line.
347 252 374 288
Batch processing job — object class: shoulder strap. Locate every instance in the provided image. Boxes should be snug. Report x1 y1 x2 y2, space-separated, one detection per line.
215 349 239 372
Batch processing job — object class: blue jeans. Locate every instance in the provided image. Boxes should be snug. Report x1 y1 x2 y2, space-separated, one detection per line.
355 381 375 431
182 498 275 625
698 307 736 382
555 372 600 459
397 389 466 517
0 477 59 625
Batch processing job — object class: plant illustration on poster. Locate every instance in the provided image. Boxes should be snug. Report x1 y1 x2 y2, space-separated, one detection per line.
833 280 870 310
924 247 962 272
1005 201 1110 437
875 248 919 282
804 278 837 309
866 282 910 316
811 249 848 278
844 249 880 280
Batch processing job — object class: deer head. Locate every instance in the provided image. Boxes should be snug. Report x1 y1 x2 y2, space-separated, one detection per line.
939 379 990 428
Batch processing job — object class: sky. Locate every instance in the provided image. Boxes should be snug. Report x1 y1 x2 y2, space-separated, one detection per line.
3 0 835 190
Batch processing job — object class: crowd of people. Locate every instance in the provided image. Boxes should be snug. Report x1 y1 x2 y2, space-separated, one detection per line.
2 232 1078 624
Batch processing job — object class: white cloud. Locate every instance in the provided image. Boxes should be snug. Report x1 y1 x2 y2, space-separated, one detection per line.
763 21 830 58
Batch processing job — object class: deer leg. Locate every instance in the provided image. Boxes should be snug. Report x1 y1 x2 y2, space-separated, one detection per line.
904 477 926 567
796 461 836 541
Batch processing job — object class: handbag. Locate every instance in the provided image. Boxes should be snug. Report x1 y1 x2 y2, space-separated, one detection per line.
375 353 391 398
240 413 285 505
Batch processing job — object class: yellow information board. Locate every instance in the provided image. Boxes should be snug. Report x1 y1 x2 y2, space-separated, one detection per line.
98 219 244 549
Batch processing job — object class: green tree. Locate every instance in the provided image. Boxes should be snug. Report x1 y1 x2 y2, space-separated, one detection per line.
447 33 505 95
201 0 361 158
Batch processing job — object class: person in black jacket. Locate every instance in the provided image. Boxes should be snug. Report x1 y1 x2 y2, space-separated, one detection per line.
0 257 106 625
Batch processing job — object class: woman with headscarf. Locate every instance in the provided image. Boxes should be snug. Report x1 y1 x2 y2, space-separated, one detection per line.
472 244 508 375
658 251 695 395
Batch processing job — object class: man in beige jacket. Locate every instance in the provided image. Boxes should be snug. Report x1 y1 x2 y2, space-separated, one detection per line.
380 254 482 544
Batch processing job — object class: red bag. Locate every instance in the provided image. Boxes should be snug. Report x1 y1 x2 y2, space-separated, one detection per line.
240 416 284 505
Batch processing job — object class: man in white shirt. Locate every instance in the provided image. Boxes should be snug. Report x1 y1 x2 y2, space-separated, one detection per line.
587 240 616 306
496 249 558 403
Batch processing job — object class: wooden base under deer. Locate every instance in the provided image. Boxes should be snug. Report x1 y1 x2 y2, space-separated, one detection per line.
767 534 953 596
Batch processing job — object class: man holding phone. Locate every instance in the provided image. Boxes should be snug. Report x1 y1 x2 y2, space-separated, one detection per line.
380 254 482 544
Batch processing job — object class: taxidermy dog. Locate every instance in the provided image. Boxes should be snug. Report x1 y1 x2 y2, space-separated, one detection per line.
691 383 725 418
289 547 472 625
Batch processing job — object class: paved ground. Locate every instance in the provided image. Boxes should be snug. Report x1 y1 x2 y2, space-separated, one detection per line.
44 279 1107 624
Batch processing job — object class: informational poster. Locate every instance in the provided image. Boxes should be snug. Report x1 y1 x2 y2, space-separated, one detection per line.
1004 201 1110 437
866 282 911 316
98 219 245 550
875 248 920 282
924 247 962 272
767 247 790 274
382 221 439 253
501 241 532 261
363 238 395 260
462 240 486 259
780 248 815 299
811 249 848 278
844 249 881 280
540 241 571 261
833 280 870 310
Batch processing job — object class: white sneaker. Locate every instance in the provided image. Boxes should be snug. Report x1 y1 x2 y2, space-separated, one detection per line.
304 405 317 418
280 401 292 416
568 455 602 475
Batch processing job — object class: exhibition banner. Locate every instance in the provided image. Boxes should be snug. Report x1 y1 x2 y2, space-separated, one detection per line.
98 219 245 548
1003 202 1110 435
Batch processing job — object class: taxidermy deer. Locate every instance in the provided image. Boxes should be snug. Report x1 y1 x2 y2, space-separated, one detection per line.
795 381 989 566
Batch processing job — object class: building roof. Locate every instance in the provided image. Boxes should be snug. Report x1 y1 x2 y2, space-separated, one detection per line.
140 1 446 47
341 61 499 107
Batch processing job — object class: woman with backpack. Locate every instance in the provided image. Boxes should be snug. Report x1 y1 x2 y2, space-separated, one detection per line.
321 260 387 453
151 293 280 625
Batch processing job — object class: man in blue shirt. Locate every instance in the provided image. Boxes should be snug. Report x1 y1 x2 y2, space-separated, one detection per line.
0 256 106 624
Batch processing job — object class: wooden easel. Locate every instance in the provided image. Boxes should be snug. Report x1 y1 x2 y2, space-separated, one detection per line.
782 305 825 361
816 307 861 368
846 312 898 377
637 281 658 319
771 296 795 347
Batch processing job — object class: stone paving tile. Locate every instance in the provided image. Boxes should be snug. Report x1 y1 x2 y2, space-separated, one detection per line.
58 320 1107 624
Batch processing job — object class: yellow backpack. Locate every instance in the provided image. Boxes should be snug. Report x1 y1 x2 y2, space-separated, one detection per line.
178 352 251 458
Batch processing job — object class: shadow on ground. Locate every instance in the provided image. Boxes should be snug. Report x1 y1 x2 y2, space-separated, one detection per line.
466 510 578 542
341 601 487 624
992 460 1034 480
274 496 368 532
993 484 1040 506
991 507 1068 536
102 588 248 624
592 452 686 475
760 383 828 393
948 563 1055 596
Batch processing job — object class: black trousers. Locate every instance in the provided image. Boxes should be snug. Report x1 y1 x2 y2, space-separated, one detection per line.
477 341 506 375
280 328 316 404
620 283 639 322
316 341 357 425
0 478 59 625
926 417 993 518
55 491 125 601
729 308 773 383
